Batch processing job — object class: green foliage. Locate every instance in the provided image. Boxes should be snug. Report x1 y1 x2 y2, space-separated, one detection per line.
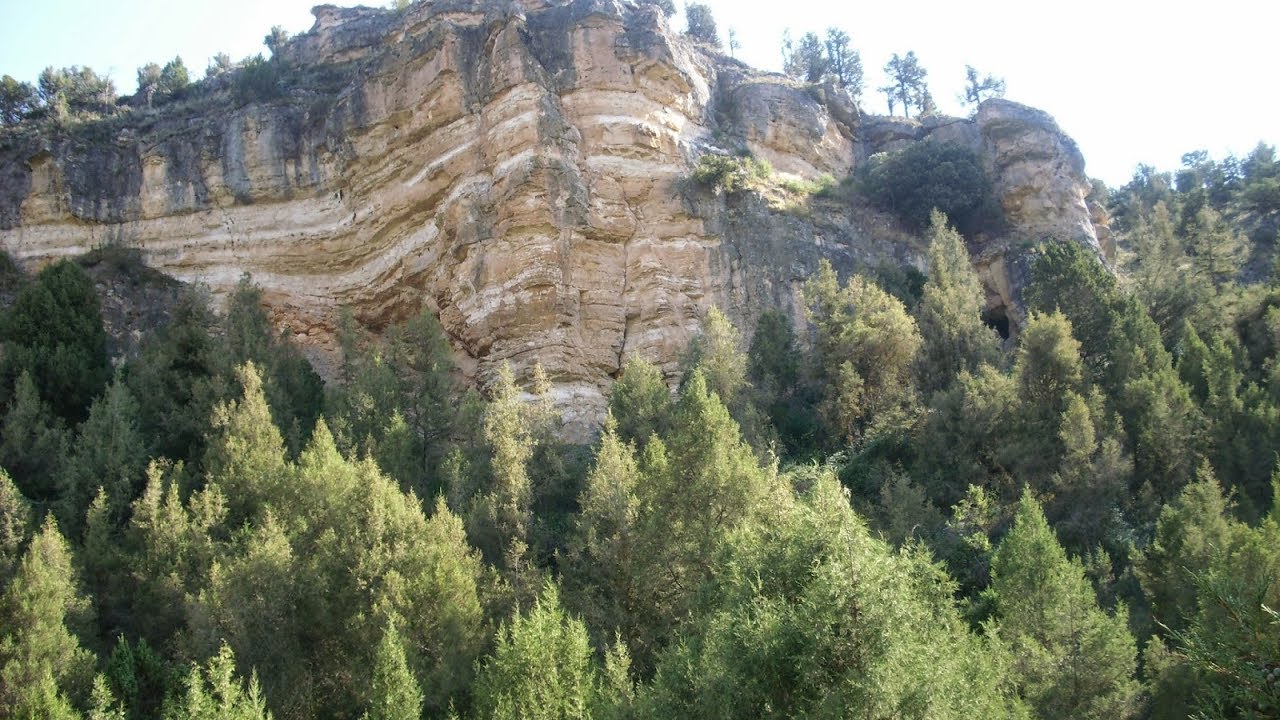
803 260 922 448
1134 464 1238 635
606 356 671 450
879 51 930 117
1 258 110 424
205 362 289 527
862 140 996 234
962 65 1006 107
0 469 31 587
1027 241 1202 502
987 492 1140 719
104 636 173 720
643 470 1025 718
124 287 231 466
35 65 118 121
328 306 462 498
233 54 282 106
915 210 1002 396
684 3 719 46
690 153 771 194
223 276 324 457
57 378 147 533
163 643 273 720
0 370 69 504
0 516 96 717
364 621 423 720
473 582 612 720
0 75 37 125
783 31 828 83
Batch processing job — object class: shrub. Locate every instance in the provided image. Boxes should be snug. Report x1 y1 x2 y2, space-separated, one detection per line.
691 154 771 194
233 55 282 106
861 140 998 235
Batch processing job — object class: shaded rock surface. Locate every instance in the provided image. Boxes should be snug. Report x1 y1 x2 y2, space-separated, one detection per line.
0 0 1105 434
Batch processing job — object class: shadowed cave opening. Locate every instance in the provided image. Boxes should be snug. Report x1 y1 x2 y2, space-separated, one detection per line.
983 305 1011 340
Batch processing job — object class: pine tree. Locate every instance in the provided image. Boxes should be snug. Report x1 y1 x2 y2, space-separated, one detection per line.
363 621 423 720
987 492 1140 719
0 370 69 504
163 643 273 720
607 356 672 450
58 377 147 533
0 515 96 717
961 65 1006 107
0 258 109 424
1134 464 1239 634
0 468 31 587
803 260 922 447
472 582 603 720
882 51 928 117
124 286 231 466
915 210 1002 396
205 362 289 526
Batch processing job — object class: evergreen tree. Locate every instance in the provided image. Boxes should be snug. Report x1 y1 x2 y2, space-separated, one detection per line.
1134 464 1239 634
0 258 110 424
0 516 97 717
1186 206 1247 287
163 643 273 720
88 674 128 720
643 470 1025 718
124 286 231 466
472 582 607 720
987 492 1140 720
915 210 1002 396
467 363 538 594
0 75 37 125
224 276 324 457
961 65 1006 107
684 3 719 46
783 32 828 82
204 362 290 527
0 468 31 587
364 621 423 720
193 511 310 717
1005 312 1091 485
0 370 69 505
607 356 672 450
562 416 647 658
882 51 929 117
824 28 862 94
803 260 922 448
58 378 147 533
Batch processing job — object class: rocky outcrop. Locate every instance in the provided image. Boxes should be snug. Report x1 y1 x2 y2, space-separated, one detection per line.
0 0 1105 434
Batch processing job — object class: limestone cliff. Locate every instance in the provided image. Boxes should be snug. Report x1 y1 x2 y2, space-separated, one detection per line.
0 0 1105 432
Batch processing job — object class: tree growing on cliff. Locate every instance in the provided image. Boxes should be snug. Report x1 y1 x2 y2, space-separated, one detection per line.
825 28 863 95
962 65 1006 107
684 3 719 46
0 75 37 125
882 52 929 118
784 32 827 82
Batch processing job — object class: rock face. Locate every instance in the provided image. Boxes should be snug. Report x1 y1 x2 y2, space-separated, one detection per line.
0 0 1105 434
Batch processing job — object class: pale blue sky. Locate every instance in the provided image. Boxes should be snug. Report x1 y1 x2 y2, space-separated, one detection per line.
2 0 1276 186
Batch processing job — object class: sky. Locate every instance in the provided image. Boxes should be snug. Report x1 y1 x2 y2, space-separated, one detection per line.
1 0 1276 187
